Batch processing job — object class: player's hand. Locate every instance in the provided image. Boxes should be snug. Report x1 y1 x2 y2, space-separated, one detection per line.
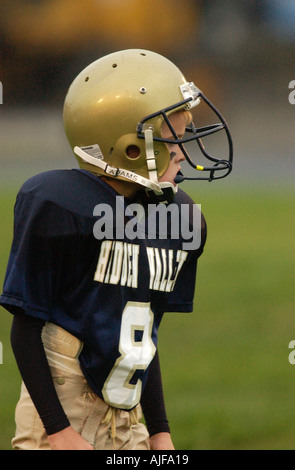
47 426 94 450
149 432 175 450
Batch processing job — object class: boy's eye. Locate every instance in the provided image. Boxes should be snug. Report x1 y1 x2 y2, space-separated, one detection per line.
170 151 176 160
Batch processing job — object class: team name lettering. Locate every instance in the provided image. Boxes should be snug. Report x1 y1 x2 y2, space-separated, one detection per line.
94 241 188 292
146 247 187 292
94 241 139 288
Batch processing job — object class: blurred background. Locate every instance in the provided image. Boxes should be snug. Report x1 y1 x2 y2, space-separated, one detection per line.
0 0 294 450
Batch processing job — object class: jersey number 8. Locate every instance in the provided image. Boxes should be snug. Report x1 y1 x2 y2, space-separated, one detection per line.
102 301 156 409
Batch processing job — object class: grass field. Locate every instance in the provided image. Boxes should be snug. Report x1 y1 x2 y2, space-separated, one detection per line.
0 181 294 450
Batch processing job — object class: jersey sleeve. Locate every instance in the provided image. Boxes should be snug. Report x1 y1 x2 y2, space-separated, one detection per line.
0 190 79 320
163 210 207 313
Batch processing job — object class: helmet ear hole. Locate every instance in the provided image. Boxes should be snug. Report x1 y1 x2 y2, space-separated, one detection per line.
126 145 141 159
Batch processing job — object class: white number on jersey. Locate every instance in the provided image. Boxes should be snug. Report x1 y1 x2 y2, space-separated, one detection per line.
102 301 156 409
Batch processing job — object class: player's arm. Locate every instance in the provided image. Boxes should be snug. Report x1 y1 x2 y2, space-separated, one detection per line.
141 350 175 450
10 314 94 450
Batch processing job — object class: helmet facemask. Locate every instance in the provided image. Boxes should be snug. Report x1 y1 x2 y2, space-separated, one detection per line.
137 82 233 188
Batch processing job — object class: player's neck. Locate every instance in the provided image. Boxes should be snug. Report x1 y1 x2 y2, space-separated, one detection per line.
101 176 140 200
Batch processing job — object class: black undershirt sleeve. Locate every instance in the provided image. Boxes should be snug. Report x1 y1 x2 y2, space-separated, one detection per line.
141 350 170 436
10 314 170 437
10 315 70 436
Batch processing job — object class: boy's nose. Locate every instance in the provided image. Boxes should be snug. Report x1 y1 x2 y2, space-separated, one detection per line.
170 149 185 162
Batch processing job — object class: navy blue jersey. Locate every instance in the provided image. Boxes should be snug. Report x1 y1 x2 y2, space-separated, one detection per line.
0 169 206 409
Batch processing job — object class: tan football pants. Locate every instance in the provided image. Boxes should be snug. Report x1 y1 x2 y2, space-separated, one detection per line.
12 322 150 450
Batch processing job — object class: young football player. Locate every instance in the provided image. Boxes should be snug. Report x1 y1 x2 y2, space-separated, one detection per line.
0 49 232 450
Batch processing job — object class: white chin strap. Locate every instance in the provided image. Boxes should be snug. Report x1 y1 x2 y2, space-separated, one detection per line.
74 128 177 197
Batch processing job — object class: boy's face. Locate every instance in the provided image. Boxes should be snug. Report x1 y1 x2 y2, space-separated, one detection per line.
159 111 188 186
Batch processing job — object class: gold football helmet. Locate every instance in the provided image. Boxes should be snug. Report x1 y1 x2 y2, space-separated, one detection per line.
63 49 233 199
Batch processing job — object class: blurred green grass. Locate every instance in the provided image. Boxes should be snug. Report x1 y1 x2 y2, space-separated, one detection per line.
0 182 294 450
0 188 21 451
